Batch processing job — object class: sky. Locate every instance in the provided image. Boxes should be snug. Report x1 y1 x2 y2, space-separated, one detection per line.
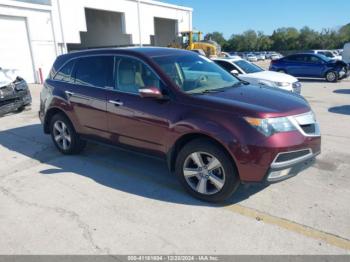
160 0 350 38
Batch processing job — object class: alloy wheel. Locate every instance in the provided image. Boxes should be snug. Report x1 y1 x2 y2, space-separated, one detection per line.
183 152 226 195
327 72 336 82
53 120 71 150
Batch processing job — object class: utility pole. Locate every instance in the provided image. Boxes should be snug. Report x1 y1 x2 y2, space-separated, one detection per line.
137 0 142 47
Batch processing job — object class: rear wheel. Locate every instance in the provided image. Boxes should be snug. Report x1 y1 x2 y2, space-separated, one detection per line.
50 114 86 154
326 71 338 82
175 139 240 203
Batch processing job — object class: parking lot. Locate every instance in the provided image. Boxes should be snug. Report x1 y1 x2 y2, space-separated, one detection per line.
0 75 350 254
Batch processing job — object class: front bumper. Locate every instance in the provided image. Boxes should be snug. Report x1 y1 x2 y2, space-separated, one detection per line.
0 90 32 116
265 148 320 183
233 111 321 183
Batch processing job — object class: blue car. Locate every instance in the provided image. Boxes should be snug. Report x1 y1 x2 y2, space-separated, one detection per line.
269 53 349 82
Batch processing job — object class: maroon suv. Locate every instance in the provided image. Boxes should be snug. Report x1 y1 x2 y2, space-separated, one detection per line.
39 48 321 202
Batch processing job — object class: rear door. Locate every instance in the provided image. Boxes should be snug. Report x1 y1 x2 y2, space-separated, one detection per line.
67 55 114 139
284 55 308 76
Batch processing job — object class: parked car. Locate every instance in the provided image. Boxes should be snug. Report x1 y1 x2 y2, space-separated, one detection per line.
270 53 283 60
342 43 350 64
255 53 266 61
229 52 241 58
219 52 241 60
307 50 342 61
0 67 32 116
40 48 321 202
266 52 279 59
214 58 302 94
270 53 349 82
245 54 258 62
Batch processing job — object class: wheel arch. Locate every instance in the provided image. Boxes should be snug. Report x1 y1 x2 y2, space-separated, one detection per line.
324 69 338 81
43 107 73 134
167 132 239 176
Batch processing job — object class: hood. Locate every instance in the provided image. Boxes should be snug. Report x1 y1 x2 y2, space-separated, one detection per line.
241 71 298 83
194 84 310 118
0 69 19 88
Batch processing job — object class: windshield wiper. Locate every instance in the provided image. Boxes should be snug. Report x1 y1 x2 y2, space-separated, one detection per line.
190 81 247 95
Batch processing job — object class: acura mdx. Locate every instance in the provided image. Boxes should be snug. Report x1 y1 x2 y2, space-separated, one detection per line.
39 48 321 202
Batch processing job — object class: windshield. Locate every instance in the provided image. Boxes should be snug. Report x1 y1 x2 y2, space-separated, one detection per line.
318 54 333 62
235 60 263 74
153 54 241 94
321 51 335 58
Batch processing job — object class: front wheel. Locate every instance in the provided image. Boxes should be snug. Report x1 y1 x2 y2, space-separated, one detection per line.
175 139 240 203
326 71 338 82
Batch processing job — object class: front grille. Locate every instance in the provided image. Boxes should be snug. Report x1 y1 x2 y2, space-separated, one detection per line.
0 98 17 107
275 149 311 163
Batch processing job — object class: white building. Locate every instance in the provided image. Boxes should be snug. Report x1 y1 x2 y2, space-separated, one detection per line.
0 0 193 83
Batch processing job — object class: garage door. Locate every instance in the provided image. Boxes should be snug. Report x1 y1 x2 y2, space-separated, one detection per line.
0 16 35 83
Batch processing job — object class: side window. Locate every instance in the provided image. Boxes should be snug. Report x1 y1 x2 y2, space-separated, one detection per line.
306 55 321 63
215 61 237 72
53 60 75 82
74 56 114 88
287 55 305 62
116 57 161 94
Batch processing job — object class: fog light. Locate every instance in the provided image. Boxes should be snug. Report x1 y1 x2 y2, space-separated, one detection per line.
268 168 292 181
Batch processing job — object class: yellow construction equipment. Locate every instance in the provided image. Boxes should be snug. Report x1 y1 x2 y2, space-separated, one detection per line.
169 31 220 58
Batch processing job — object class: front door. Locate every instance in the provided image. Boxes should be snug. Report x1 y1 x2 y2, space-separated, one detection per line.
106 56 174 155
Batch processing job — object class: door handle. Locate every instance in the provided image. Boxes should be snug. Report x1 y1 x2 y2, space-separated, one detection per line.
108 100 123 106
65 91 75 97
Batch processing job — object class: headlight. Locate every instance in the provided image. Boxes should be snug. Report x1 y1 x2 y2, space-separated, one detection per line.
275 82 290 87
244 117 297 137
14 80 28 91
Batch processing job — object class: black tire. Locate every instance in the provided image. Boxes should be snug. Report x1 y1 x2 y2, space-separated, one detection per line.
175 138 240 203
325 71 338 82
50 113 86 155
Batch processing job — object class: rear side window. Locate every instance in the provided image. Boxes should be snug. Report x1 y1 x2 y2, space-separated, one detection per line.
53 60 75 82
287 55 305 62
74 56 114 88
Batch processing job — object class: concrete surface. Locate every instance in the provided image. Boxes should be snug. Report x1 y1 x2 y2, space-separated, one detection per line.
0 76 350 254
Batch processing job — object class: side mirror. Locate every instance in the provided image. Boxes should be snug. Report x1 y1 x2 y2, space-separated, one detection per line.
231 70 239 76
139 87 163 99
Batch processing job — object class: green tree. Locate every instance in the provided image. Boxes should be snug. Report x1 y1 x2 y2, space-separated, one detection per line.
298 26 320 50
256 31 273 51
271 27 299 51
204 32 227 48
339 23 350 44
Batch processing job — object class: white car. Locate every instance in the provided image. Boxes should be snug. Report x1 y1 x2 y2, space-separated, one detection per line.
255 53 266 60
310 50 342 61
214 58 301 94
270 53 283 60
245 54 258 62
